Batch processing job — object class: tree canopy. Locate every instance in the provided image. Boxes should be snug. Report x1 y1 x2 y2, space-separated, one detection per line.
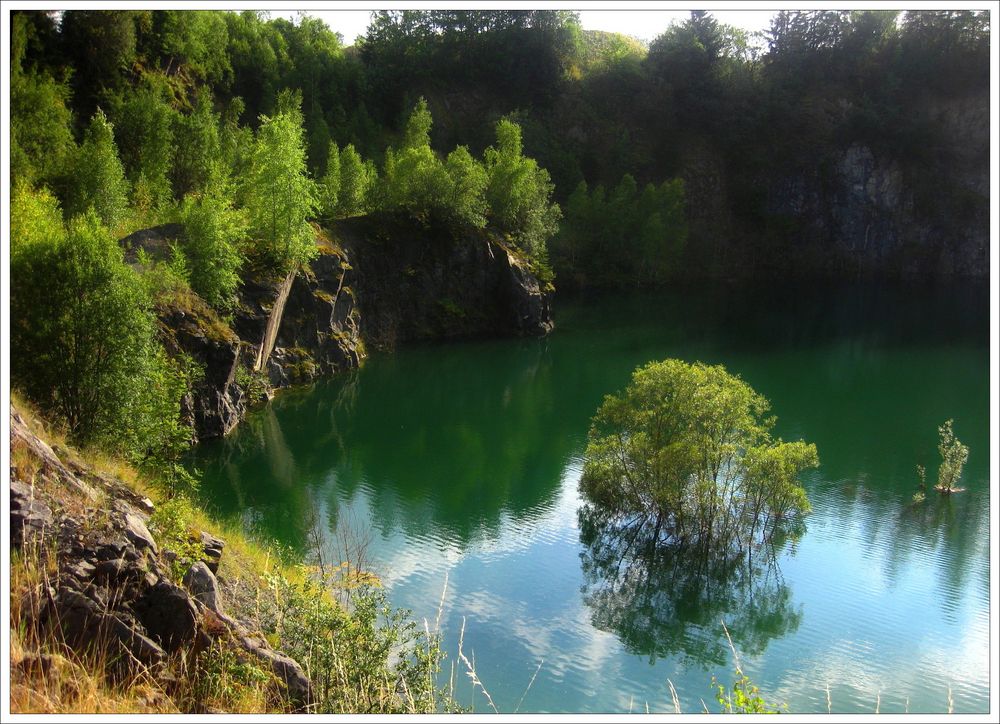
581 359 818 561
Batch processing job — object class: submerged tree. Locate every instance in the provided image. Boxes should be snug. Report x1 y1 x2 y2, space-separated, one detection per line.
578 502 803 666
934 419 968 493
580 359 818 562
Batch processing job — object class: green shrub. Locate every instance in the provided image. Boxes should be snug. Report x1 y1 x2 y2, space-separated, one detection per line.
149 495 205 581
178 192 248 309
581 359 817 561
260 572 448 714
935 419 969 493
10 201 187 464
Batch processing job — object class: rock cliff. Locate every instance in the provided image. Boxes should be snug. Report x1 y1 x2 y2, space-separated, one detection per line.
123 216 554 442
335 213 554 351
678 92 989 278
9 405 313 709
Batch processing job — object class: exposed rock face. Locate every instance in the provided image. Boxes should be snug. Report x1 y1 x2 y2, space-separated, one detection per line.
264 244 365 388
132 581 200 652
669 92 989 280
199 531 225 574
10 480 53 546
159 303 248 441
335 213 554 350
183 561 223 613
8 406 313 707
124 216 553 441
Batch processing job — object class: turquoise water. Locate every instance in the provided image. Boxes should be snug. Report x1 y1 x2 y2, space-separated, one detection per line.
190 280 991 713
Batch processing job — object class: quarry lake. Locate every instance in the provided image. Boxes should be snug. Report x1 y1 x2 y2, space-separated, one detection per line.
189 280 990 714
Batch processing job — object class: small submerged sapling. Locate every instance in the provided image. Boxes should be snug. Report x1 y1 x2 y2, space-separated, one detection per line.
934 419 968 494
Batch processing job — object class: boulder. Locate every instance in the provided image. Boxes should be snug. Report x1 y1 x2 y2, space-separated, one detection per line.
10 481 54 547
240 634 313 709
122 512 157 553
183 561 223 613
49 588 166 672
132 581 199 653
199 531 225 573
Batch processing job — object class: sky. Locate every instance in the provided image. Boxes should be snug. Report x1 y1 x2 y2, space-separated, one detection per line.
274 7 778 46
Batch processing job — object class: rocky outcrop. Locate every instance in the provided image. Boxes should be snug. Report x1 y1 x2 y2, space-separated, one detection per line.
260 242 365 388
760 93 988 278
670 91 989 280
122 216 552 441
9 406 313 709
335 213 554 350
159 302 248 442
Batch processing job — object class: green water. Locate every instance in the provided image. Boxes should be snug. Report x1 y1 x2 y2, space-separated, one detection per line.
189 280 991 713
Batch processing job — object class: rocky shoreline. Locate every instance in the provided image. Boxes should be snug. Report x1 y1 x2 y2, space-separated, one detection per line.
125 214 554 444
10 405 312 710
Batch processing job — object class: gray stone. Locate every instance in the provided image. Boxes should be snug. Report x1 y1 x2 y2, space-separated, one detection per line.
183 561 223 613
199 531 225 573
122 512 157 553
132 581 198 653
240 635 313 709
63 560 96 583
49 588 166 671
10 482 53 546
96 540 128 561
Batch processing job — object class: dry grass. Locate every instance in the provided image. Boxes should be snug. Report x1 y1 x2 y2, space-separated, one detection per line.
7 397 309 714
8 539 177 715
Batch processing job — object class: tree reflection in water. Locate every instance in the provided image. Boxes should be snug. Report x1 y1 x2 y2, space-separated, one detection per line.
577 504 802 667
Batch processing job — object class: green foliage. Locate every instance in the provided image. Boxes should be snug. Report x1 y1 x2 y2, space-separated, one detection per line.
178 192 248 309
219 97 255 183
580 359 817 561
484 119 561 263
149 495 205 581
10 15 76 189
379 99 454 222
235 365 271 405
109 78 179 211
60 10 148 114
67 109 131 232
553 175 686 286
191 640 273 711
714 672 784 714
912 464 927 503
336 143 377 218
173 90 227 197
319 142 341 220
443 146 489 228
157 10 232 85
224 11 292 122
935 419 969 492
260 573 448 713
243 105 319 273
9 183 65 255
9 200 185 464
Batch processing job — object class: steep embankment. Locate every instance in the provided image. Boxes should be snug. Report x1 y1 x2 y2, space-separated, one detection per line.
679 92 989 278
335 213 554 350
121 216 553 442
9 401 311 713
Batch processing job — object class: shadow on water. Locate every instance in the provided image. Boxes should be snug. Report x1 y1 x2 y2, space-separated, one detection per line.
185 277 989 711
577 504 803 669
190 333 581 553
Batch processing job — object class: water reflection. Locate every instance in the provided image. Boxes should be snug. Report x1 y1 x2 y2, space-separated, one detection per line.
186 280 990 713
577 504 802 667
192 335 581 552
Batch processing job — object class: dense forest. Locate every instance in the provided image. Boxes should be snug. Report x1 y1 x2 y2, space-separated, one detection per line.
7 6 991 474
5 9 993 715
